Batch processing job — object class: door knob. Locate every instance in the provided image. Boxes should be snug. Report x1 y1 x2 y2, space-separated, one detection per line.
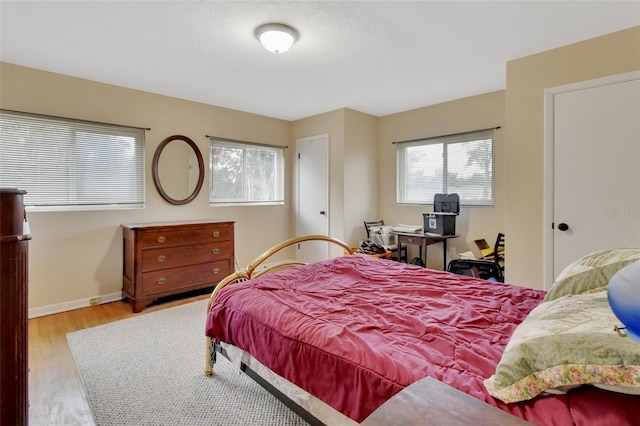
557 223 569 231
320 210 326 215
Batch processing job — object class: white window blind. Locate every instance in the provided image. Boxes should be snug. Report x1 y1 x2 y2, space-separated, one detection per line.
396 128 495 206
0 110 145 210
209 137 285 205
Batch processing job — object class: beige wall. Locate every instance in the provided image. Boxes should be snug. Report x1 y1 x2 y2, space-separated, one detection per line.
0 63 291 314
505 26 640 290
378 91 506 269
291 108 379 257
291 109 345 248
343 109 378 245
3 26 637 313
291 108 378 250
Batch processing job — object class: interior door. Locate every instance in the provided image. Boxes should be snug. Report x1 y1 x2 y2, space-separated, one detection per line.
296 134 329 263
550 74 640 284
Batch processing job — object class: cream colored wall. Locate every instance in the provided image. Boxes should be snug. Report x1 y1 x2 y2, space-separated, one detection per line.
291 108 378 252
343 109 378 245
291 109 345 246
5 26 636 312
505 26 640 290
0 63 291 313
378 91 506 269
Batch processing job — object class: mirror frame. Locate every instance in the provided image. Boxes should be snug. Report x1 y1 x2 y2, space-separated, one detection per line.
152 135 205 205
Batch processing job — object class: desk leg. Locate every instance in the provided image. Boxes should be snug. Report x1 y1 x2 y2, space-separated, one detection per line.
443 240 448 271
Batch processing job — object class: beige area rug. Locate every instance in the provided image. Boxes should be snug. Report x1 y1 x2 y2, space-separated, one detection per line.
66 300 307 426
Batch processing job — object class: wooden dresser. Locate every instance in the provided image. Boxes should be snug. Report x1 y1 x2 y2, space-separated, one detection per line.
0 188 30 426
122 220 234 313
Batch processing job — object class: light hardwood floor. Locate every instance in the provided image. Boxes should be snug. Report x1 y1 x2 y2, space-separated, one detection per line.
28 291 211 426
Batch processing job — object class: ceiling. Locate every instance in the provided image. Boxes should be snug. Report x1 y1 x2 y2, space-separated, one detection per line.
1 1 638 121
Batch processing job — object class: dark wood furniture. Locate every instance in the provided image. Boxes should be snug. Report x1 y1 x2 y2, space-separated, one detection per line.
395 232 458 269
122 220 234 313
361 377 530 426
0 188 30 426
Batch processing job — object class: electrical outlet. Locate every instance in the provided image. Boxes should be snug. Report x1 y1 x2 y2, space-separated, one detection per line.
89 297 101 306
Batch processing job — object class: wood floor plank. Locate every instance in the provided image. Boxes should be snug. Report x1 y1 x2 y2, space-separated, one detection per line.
28 292 210 426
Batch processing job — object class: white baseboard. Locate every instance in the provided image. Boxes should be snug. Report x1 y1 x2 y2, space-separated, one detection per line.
28 291 123 319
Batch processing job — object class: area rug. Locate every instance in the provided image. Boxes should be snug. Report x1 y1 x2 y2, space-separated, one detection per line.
66 300 307 426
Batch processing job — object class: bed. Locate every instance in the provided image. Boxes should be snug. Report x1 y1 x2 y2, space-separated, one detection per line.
205 236 640 425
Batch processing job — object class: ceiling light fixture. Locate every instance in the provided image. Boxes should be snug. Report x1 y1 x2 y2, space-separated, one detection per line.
255 23 298 54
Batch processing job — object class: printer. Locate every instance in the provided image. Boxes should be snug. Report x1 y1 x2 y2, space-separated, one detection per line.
423 193 459 235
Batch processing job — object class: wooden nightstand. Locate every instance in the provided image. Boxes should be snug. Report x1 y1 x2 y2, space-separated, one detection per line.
361 377 530 426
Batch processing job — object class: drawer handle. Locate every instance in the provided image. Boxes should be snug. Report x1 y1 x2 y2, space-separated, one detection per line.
156 277 166 285
212 268 220 275
407 238 414 243
157 236 166 243
212 248 220 255
212 231 220 238
157 255 166 262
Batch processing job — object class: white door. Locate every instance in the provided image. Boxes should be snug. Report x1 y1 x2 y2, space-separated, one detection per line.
545 72 640 286
296 134 329 263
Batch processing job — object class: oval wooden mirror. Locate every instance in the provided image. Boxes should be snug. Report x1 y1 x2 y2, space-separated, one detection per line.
152 135 205 205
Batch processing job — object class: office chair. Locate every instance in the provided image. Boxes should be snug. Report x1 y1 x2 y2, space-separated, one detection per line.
493 232 505 276
363 220 408 262
478 232 505 278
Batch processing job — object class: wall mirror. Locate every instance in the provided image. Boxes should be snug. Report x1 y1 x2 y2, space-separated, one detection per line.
152 135 205 205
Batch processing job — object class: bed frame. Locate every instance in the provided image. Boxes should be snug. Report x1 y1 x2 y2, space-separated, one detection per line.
204 235 355 425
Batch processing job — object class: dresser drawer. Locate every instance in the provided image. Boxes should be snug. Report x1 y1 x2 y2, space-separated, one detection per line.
141 260 230 296
399 235 421 245
141 242 232 271
138 225 231 248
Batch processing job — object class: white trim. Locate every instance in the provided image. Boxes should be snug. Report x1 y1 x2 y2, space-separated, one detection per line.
28 291 122 319
543 70 640 289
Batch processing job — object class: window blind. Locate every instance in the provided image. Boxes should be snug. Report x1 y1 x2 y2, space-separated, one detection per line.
396 128 495 206
208 137 285 205
0 110 146 210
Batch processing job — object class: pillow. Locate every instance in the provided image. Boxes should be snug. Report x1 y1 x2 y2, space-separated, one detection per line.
544 248 640 302
484 290 640 403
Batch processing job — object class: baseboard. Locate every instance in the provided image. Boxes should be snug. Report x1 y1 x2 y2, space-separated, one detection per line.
28 291 122 319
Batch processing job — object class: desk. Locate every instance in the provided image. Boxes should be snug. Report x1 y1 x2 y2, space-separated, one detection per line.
395 232 458 269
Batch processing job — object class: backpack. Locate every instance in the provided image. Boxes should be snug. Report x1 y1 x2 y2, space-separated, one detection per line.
447 259 503 282
357 238 387 255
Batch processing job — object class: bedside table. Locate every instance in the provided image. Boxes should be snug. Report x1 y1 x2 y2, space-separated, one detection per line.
361 377 530 426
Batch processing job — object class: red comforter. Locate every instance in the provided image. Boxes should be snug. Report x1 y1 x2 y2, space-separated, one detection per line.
205 255 638 425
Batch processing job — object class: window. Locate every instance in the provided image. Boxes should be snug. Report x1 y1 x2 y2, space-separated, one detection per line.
209 137 285 205
396 128 494 206
0 110 145 211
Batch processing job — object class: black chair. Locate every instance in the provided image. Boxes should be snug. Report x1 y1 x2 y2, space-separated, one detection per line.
483 232 505 277
475 233 505 271
364 220 408 262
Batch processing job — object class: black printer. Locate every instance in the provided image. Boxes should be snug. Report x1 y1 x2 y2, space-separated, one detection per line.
423 193 459 235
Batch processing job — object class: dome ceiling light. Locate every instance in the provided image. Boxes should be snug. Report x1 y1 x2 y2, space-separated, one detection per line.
255 23 299 54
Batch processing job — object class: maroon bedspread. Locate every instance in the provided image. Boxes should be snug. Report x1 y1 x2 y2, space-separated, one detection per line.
205 255 639 425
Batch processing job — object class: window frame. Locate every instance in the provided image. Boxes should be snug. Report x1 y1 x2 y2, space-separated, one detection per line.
396 128 495 207
208 136 285 206
0 109 146 211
